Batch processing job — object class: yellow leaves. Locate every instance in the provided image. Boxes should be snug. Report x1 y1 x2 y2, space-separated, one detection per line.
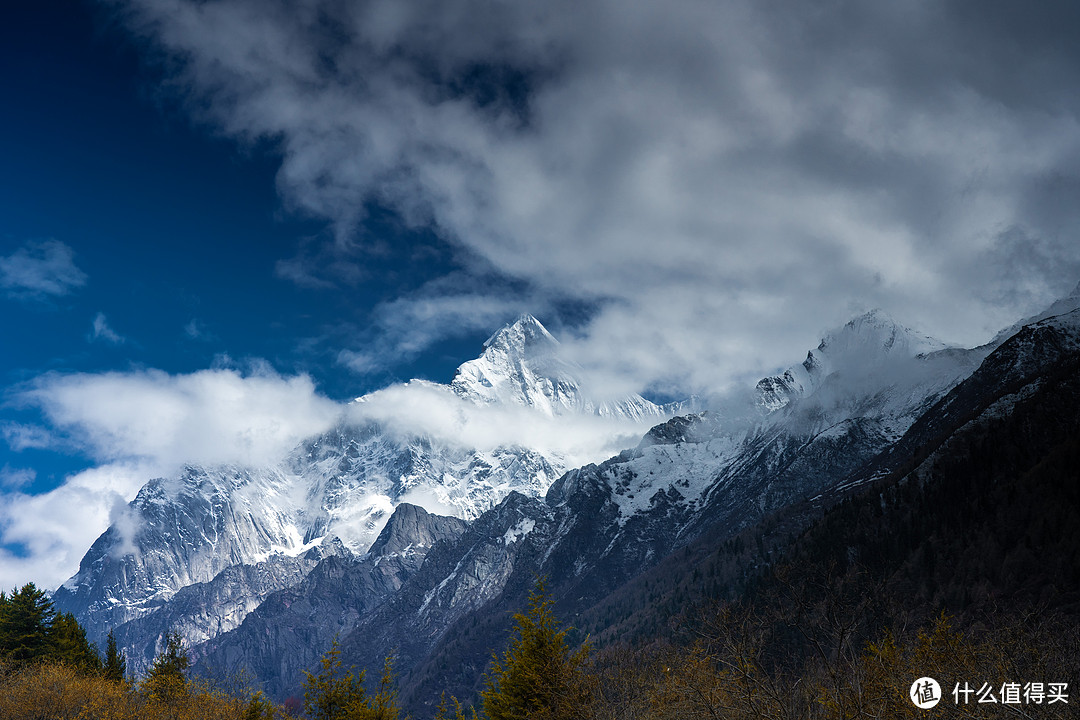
480 578 592 720
302 639 405 720
0 658 282 720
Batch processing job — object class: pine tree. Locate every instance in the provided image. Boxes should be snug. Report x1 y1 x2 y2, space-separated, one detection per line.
368 655 401 720
303 640 405 720
303 638 367 720
49 611 102 673
0 583 56 663
245 690 278 720
434 693 477 720
103 629 127 683
480 578 590 720
144 630 190 701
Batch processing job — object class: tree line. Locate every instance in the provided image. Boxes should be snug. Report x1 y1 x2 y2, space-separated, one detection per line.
0 582 123 678
2 574 1076 719
0 582 279 719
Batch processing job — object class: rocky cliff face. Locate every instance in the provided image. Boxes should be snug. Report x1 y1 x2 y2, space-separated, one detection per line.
191 503 467 695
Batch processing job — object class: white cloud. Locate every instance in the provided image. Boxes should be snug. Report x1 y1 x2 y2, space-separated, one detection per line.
24 367 342 468
101 0 1080 393
107 496 141 560
0 466 35 490
0 239 87 299
348 381 654 470
1 423 55 452
0 367 344 589
91 312 125 344
0 462 151 591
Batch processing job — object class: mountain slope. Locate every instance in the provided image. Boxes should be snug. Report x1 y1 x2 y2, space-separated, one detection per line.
53 314 673 672
192 503 467 696
585 306 1080 653
190 309 985 711
393 307 1079 713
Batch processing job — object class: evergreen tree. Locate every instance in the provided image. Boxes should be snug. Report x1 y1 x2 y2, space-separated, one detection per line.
303 640 405 720
303 638 367 720
49 611 102 673
480 578 590 720
144 630 190 701
434 693 477 720
103 629 127 683
245 690 278 720
368 655 401 720
0 583 56 663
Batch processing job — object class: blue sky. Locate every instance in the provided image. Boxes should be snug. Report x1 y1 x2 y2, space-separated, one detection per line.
1 2 500 493
0 1 515 582
4 0 1080 589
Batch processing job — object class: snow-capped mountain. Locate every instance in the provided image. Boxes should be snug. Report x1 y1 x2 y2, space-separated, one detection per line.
188 307 991 704
450 314 671 420
55 297 1078 704
756 309 950 412
327 301 1078 713
53 314 676 667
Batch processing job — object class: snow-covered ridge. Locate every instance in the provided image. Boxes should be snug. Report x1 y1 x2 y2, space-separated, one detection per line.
756 309 955 413
450 314 670 420
55 314 682 648
989 281 1080 347
594 309 983 526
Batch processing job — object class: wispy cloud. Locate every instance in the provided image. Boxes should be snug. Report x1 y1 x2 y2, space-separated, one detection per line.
109 0 1080 394
337 289 544 376
90 312 125 344
0 239 87 300
183 318 210 340
1 423 55 452
348 381 658 470
0 465 35 490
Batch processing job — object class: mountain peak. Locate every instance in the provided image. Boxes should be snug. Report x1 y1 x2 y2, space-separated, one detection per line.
756 309 950 412
450 314 670 420
989 282 1080 348
451 314 576 411
820 309 945 358
367 503 467 558
481 314 559 357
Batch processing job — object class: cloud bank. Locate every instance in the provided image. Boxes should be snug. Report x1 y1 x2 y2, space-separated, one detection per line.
348 381 657 470
0 368 344 589
25 368 342 468
107 0 1080 394
0 462 151 591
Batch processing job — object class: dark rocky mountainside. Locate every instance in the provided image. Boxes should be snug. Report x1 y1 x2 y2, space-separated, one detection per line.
187 310 1019 712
